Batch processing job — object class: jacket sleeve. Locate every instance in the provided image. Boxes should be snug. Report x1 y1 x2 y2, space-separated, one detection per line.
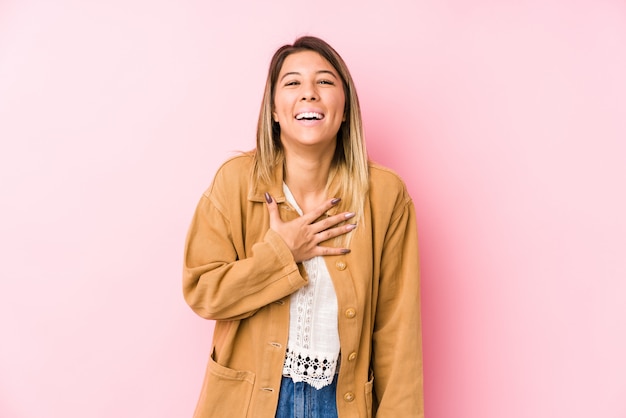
182 190 307 321
372 191 424 417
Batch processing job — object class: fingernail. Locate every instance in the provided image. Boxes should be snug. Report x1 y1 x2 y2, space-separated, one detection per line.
341 249 351 254
347 223 357 231
265 192 273 204
345 212 355 219
331 198 341 205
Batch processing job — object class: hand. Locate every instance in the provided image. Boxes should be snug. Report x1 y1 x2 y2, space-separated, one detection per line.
265 193 357 263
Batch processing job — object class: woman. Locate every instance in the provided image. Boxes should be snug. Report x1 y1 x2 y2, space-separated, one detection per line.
183 36 423 418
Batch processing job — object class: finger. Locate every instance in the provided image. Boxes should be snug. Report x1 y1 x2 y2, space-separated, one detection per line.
314 223 357 244
301 197 342 224
264 192 282 228
312 245 352 257
311 211 356 234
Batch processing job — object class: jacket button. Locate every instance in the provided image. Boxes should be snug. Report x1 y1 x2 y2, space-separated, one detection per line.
344 308 356 319
348 352 357 361
344 392 355 402
335 261 347 271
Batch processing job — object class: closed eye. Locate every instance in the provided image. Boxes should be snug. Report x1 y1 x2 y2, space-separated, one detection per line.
318 79 335 85
285 80 300 86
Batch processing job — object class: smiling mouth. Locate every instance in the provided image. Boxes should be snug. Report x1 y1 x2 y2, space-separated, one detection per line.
295 112 324 120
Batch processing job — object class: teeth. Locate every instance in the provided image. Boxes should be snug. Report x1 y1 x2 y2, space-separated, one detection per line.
296 112 323 120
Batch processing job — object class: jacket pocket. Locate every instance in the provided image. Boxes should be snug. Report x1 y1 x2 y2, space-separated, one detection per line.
194 351 256 418
364 373 374 417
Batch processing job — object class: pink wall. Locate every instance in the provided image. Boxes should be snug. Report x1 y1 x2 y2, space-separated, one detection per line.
1 1 625 417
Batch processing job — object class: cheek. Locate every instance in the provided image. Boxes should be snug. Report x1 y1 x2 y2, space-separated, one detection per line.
273 96 291 121
334 89 346 112
336 96 347 118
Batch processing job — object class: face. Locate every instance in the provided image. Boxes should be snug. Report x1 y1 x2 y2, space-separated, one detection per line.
272 50 346 153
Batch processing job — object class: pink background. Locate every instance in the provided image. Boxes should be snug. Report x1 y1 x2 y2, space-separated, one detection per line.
1 0 625 417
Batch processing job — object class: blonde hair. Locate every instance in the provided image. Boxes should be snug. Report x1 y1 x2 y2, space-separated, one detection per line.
253 36 369 233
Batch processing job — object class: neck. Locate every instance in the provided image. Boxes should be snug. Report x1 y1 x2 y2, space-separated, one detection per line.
283 147 334 213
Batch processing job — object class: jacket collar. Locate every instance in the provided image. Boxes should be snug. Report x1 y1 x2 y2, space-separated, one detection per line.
247 161 339 216
247 162 287 204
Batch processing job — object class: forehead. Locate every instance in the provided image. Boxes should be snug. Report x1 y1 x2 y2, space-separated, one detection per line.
279 50 337 76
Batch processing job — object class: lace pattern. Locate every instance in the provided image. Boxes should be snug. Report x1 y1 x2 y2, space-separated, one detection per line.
282 347 339 389
295 257 318 350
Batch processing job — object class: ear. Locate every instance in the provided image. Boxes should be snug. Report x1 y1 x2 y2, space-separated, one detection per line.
272 111 279 123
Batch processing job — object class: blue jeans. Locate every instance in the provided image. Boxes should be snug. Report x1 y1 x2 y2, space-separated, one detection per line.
275 376 338 418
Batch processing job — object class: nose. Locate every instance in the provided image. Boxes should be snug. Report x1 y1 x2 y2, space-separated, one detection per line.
300 81 319 101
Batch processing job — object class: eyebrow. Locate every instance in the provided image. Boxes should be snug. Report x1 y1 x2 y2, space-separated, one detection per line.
279 70 339 82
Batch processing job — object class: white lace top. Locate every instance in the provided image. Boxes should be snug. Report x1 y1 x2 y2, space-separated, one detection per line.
281 184 340 389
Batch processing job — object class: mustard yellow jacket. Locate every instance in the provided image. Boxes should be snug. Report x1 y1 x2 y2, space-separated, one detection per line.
183 153 424 417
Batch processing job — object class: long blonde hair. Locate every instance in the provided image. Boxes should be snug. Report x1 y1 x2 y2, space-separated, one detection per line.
253 36 369 232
